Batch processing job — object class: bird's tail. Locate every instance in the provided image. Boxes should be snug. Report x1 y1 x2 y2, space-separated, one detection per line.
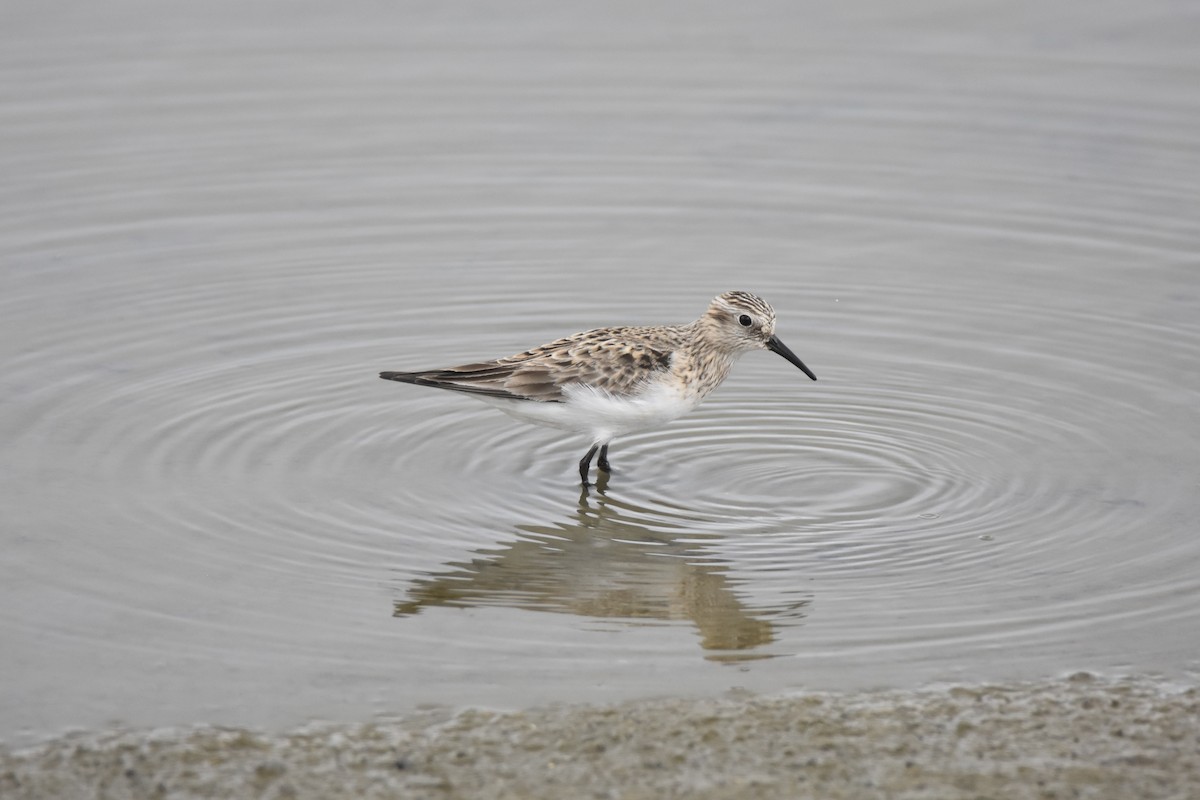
379 371 419 383
379 366 534 400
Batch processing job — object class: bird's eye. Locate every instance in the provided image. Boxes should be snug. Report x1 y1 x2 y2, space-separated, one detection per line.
738 314 753 327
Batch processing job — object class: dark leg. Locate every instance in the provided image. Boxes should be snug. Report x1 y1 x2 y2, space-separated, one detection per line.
579 443 599 486
597 443 611 473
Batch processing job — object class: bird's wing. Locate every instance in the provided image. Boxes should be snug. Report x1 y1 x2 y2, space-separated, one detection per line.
380 326 678 402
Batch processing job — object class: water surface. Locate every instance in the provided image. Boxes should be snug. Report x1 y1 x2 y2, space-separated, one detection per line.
2 0 1199 747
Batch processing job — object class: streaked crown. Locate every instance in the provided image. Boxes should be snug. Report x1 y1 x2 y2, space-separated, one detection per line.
712 291 775 320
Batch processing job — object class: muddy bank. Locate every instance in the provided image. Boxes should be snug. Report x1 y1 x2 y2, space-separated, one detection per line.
3 674 1197 800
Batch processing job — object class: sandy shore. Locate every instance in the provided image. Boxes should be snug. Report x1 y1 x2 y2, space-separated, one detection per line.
3 673 1197 800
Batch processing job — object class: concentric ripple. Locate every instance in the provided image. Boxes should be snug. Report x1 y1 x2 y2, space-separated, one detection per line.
3 0 1200 747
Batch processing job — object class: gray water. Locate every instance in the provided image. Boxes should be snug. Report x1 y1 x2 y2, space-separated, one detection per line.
3 0 1200 748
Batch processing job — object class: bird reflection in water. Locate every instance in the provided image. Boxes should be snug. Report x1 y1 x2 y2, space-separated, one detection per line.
393 477 810 661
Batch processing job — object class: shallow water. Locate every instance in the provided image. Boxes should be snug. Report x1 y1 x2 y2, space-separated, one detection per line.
3 0 1200 747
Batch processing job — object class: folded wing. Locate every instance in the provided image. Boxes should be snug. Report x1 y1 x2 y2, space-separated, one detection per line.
380 327 676 403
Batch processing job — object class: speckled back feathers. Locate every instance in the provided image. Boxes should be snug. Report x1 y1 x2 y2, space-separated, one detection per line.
380 291 781 403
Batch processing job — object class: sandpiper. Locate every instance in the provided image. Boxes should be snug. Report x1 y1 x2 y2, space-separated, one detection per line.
380 291 816 486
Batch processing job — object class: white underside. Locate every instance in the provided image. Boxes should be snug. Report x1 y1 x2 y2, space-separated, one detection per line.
475 380 699 445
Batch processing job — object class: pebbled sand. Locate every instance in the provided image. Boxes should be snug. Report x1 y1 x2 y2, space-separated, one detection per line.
3 674 1197 800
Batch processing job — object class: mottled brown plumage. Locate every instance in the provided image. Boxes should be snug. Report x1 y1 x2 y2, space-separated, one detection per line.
380 291 816 485
380 325 685 402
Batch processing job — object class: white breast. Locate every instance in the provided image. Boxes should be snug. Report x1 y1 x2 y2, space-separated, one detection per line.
478 380 700 445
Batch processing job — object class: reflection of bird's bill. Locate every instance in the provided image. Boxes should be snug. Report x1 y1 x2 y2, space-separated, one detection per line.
766 335 817 381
